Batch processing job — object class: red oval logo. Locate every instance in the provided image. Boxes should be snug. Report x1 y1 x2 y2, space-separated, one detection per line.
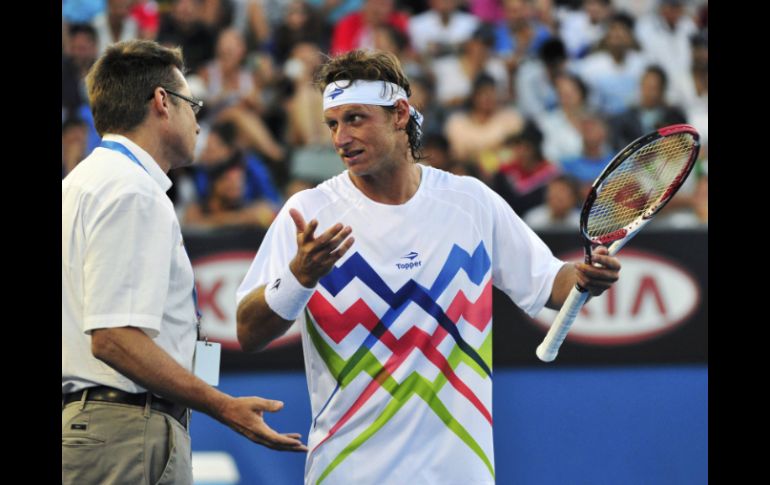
531 249 701 345
193 252 302 350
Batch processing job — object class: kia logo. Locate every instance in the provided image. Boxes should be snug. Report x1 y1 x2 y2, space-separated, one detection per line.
192 252 302 350
531 249 701 345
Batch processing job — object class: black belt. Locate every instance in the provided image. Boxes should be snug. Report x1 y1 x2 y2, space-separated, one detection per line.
63 386 188 428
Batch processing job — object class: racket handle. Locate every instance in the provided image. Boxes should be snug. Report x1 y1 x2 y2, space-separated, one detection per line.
536 286 591 362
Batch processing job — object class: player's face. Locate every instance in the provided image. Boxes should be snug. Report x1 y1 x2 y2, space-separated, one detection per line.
324 103 404 177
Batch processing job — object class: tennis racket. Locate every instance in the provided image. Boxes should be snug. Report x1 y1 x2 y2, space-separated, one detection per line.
536 124 701 362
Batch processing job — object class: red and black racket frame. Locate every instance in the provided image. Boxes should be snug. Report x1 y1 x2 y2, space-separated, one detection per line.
576 123 701 273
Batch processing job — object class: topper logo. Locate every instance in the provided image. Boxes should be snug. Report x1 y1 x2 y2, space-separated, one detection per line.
531 249 700 345
328 87 345 100
396 251 422 270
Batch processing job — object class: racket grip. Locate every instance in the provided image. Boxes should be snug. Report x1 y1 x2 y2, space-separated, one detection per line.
536 286 591 362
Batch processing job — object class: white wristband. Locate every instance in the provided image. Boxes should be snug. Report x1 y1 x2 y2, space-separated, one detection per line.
264 267 316 321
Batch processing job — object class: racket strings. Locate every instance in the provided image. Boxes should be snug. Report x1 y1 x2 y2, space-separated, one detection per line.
586 133 697 238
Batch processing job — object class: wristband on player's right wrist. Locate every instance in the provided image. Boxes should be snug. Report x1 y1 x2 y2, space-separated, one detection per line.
264 267 316 321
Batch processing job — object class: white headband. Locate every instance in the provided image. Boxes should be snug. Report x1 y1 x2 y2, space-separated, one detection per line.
322 79 424 128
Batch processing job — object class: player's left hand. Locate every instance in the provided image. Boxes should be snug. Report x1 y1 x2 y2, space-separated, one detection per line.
575 246 621 296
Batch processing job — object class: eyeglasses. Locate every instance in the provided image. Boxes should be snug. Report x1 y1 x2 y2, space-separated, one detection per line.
148 88 204 115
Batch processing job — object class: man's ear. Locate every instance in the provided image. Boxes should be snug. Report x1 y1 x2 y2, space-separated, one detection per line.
394 98 411 130
148 87 171 118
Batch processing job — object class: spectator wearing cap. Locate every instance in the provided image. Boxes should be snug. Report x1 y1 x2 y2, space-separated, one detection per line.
491 119 561 217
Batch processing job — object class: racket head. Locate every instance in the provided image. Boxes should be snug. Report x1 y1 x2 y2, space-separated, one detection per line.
579 124 701 249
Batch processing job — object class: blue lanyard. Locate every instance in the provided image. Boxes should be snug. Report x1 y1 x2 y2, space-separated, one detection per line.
192 284 202 323
99 140 149 174
188 251 203 340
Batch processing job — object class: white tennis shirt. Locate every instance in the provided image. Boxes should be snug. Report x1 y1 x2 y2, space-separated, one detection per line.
62 134 198 394
238 165 564 484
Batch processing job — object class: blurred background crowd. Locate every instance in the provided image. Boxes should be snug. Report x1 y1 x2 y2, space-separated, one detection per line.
62 0 708 233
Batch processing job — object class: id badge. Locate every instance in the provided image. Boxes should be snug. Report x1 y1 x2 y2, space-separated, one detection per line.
193 341 221 386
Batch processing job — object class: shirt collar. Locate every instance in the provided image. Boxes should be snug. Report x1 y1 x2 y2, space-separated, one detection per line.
101 134 173 192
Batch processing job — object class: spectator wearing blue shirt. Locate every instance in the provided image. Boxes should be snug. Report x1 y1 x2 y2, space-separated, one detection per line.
191 121 282 214
494 0 552 73
560 112 613 195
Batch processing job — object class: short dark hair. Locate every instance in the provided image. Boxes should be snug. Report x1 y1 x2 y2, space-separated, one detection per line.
549 174 581 203
62 116 87 134
316 49 424 161
85 39 185 136
422 133 449 153
556 72 589 102
375 24 409 53
507 119 544 159
609 12 635 31
471 72 497 95
210 121 238 148
539 37 567 65
643 65 668 91
68 23 97 42
469 23 496 48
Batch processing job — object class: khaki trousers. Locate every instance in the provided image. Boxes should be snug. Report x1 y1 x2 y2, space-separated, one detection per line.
62 396 192 485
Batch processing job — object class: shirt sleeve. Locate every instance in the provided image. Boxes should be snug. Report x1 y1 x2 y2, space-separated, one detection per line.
236 195 303 306
487 185 565 317
83 191 175 338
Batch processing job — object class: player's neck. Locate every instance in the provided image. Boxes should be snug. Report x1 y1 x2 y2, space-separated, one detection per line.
350 162 422 205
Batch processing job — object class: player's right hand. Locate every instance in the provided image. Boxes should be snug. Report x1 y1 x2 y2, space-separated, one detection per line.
288 208 354 288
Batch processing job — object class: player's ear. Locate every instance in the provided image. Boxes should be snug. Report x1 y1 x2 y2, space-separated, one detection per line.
394 99 410 130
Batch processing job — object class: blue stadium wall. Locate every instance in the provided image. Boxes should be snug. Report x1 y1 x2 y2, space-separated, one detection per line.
185 227 707 484
190 366 707 484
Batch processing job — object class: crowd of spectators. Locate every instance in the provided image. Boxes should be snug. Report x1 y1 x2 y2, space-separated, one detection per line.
62 0 708 231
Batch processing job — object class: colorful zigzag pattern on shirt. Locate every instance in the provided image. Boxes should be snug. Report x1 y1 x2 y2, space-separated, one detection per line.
306 242 495 483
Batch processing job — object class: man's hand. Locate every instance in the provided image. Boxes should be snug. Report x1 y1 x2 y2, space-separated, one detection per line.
218 396 308 452
575 246 621 297
288 208 355 288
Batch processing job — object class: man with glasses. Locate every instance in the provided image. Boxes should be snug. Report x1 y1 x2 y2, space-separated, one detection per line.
62 40 307 485
157 88 204 115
